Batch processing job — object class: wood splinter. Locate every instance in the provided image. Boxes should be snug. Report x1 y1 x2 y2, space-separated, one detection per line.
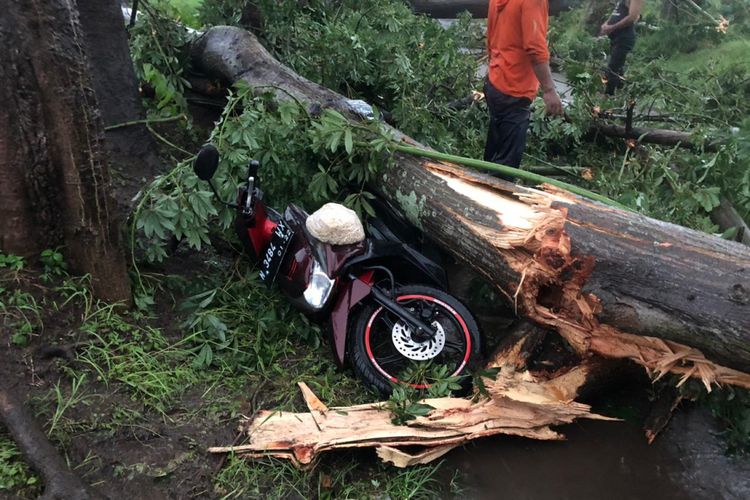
209 337 615 468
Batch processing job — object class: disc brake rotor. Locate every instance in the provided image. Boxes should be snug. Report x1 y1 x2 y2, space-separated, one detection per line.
391 320 446 361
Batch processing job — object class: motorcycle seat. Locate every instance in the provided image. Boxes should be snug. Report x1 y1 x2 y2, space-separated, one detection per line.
306 203 365 245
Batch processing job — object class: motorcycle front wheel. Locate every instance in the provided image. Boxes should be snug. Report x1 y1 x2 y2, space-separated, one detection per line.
348 284 482 395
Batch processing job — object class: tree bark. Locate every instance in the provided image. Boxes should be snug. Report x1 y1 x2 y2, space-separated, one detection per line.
0 0 131 303
408 0 575 18
78 0 160 206
191 27 750 387
711 197 750 246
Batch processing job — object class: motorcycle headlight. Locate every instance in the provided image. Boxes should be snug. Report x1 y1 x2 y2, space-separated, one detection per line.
303 260 335 310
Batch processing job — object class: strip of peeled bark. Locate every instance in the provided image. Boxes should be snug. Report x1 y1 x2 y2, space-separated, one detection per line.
191 27 750 388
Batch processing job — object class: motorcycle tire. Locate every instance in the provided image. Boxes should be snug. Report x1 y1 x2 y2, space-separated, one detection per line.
348 284 482 395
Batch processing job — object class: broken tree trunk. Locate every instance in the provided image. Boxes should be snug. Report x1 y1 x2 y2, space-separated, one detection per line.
191 27 750 387
408 0 574 17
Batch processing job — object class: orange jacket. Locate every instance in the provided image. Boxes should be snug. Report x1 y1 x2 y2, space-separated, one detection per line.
487 0 550 100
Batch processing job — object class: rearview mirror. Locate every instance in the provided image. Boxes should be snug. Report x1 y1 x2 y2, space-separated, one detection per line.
193 144 219 181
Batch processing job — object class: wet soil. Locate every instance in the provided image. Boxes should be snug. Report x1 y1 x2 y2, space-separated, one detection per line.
0 256 236 500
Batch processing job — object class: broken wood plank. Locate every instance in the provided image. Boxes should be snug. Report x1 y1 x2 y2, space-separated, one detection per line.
209 364 614 467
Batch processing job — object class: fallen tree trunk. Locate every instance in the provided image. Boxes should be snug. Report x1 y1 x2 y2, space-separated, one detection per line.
409 0 574 17
193 25 750 469
593 121 721 150
192 27 750 386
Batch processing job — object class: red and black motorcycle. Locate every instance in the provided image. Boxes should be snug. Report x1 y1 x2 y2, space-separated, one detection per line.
193 144 482 393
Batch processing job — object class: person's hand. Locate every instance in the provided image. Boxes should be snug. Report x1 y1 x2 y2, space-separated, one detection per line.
542 89 563 116
600 23 614 36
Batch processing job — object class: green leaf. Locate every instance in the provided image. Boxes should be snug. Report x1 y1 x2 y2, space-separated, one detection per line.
344 129 353 154
720 226 739 240
329 131 342 152
692 186 721 212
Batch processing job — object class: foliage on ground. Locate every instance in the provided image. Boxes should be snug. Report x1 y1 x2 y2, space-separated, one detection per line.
0 434 39 497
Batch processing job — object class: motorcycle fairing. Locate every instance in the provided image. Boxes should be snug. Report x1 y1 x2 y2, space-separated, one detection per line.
329 271 374 365
342 239 448 289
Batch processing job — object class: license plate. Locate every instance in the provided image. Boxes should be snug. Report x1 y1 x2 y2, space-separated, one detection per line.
259 219 295 287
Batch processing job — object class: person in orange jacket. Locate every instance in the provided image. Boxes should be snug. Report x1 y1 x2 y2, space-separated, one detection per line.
484 0 562 168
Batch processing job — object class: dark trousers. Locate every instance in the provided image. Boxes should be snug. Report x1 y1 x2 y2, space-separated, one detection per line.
605 36 635 95
483 80 531 168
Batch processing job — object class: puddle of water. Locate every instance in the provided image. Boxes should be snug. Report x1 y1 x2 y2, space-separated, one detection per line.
446 418 689 500
437 378 695 500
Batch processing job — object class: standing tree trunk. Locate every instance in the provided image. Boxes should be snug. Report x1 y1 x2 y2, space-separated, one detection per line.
0 0 131 303
661 0 680 21
78 0 161 207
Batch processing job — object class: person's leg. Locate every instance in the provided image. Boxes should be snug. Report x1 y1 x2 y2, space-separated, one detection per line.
483 82 531 168
605 38 634 95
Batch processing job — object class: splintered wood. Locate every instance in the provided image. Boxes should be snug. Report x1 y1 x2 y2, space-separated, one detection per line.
209 339 612 468
424 162 750 392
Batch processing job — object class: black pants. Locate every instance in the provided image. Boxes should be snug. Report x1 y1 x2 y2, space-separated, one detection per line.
483 80 531 168
605 36 635 95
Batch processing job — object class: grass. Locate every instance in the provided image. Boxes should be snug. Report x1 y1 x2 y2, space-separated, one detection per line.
1 251 44 348
2 248 451 498
74 308 199 414
661 38 750 74
48 374 90 438
215 455 447 499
